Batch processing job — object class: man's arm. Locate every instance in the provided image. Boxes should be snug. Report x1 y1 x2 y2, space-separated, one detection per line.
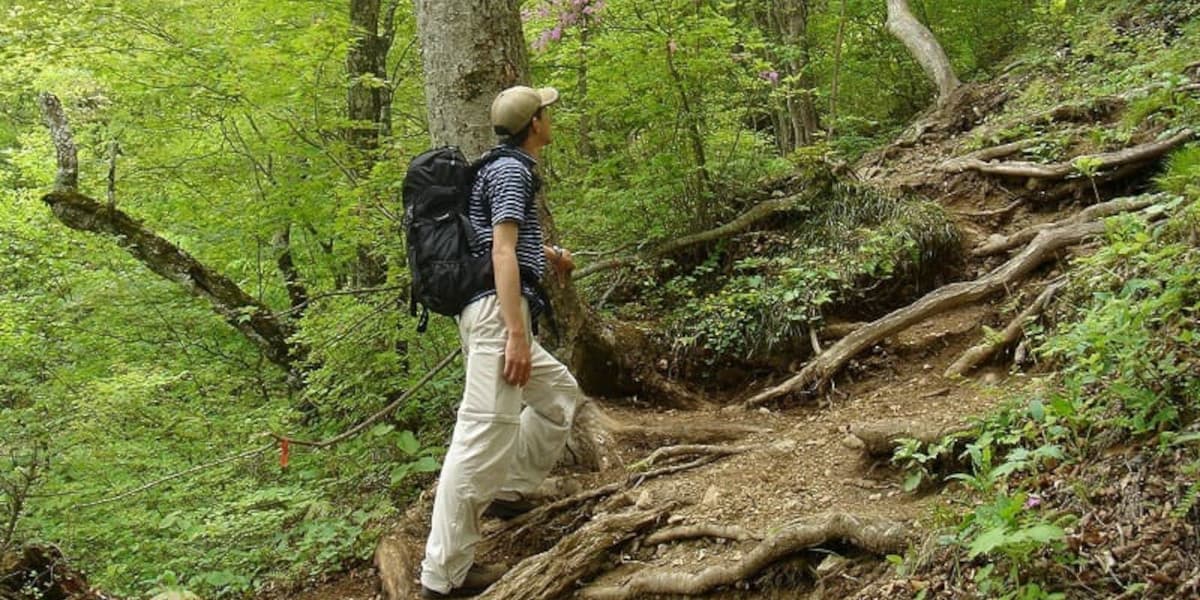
493 222 531 386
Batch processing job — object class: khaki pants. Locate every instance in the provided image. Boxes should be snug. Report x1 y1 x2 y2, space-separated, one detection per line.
420 295 581 593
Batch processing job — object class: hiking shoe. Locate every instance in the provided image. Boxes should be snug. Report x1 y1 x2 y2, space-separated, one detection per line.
482 497 537 520
420 563 508 598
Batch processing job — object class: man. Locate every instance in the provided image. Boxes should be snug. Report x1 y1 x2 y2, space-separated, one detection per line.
420 85 582 598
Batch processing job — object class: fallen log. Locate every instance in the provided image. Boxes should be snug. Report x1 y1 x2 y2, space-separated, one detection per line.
579 513 911 599
743 212 1130 408
943 280 1064 378
477 507 670 600
947 129 1194 180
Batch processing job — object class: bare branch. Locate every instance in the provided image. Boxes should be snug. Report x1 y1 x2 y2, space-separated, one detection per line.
38 93 78 192
948 129 1195 180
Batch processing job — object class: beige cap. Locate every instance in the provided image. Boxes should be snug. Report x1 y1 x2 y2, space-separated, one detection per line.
490 86 559 136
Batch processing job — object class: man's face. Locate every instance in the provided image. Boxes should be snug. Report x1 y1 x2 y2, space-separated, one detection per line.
532 108 553 147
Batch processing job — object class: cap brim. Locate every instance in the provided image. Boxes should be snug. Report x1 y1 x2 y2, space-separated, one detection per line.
537 87 560 107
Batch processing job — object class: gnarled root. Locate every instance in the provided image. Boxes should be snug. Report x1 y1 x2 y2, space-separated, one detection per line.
944 279 1064 378
644 523 761 545
477 507 670 600
944 129 1194 180
743 216 1113 408
973 195 1160 257
580 513 911 599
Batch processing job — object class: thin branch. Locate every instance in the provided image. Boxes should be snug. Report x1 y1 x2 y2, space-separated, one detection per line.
38 93 78 191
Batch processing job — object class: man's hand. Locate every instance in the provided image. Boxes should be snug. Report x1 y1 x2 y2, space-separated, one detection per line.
503 330 532 386
547 245 576 276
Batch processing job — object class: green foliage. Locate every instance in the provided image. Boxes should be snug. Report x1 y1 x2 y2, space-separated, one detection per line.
657 175 959 370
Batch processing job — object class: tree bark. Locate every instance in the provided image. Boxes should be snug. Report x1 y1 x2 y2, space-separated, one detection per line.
348 0 392 286
779 0 820 146
413 0 528 160
885 0 961 107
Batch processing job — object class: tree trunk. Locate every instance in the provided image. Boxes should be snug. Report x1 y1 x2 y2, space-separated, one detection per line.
885 0 960 107
348 0 392 286
780 0 820 146
828 0 848 137
413 0 702 407
577 17 597 161
413 0 528 160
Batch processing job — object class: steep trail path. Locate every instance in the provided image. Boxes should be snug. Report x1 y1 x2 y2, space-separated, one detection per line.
273 68 1198 598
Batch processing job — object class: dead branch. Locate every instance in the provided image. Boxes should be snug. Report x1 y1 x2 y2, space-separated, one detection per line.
477 507 670 600
580 513 911 599
973 195 1160 257
949 129 1195 180
38 94 78 192
574 195 807 280
847 420 971 458
743 213 1128 408
38 92 297 372
644 523 760 546
944 280 1064 378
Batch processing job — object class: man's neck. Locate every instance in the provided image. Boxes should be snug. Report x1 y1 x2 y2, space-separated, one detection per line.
520 140 542 161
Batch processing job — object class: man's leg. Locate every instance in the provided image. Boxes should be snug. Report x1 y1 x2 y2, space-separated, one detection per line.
421 297 522 594
496 339 582 499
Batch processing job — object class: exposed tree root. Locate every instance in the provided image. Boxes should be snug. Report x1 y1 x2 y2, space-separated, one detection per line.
631 444 752 470
374 489 436 600
955 198 1024 219
562 400 625 472
944 280 1064 378
476 507 670 600
644 523 761 545
973 195 1160 256
743 207 1140 408
485 445 750 554
845 420 971 458
612 422 771 446
574 194 809 280
939 140 1034 172
580 513 911 599
945 129 1194 180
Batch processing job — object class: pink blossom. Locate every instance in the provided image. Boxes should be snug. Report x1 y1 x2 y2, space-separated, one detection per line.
759 70 779 85
1024 494 1043 510
550 26 563 41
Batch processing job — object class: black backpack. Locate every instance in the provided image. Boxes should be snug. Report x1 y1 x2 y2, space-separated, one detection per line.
403 145 555 333
402 146 492 332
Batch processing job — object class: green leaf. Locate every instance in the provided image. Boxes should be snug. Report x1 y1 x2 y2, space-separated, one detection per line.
967 526 1010 558
396 430 420 455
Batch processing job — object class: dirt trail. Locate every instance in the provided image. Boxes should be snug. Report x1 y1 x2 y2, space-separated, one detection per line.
273 78 1160 599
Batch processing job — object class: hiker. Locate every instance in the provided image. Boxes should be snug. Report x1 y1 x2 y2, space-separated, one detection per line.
420 85 582 598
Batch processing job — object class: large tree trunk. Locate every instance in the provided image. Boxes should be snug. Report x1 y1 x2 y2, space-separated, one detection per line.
413 0 528 160
779 0 820 146
885 0 960 107
413 0 701 407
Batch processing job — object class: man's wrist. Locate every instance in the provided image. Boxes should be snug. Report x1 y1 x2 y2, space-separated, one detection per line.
507 327 528 339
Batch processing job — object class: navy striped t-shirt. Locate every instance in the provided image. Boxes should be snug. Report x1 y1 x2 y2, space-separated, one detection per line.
466 146 545 307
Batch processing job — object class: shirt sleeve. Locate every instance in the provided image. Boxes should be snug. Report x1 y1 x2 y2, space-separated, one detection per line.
486 158 534 227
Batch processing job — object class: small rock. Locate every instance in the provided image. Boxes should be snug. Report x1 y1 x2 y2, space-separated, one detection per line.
758 407 772 415
982 372 1001 385
869 493 883 501
842 434 865 450
770 439 798 454
701 486 721 507
923 363 932 370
